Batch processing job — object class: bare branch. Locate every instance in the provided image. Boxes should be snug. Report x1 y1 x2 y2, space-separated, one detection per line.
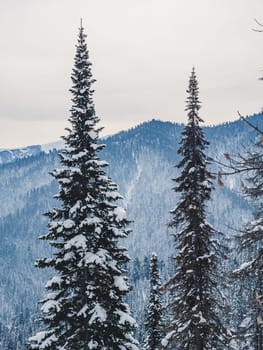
254 18 263 27
253 18 263 32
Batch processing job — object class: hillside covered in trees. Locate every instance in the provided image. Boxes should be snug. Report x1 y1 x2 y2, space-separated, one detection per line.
0 111 261 348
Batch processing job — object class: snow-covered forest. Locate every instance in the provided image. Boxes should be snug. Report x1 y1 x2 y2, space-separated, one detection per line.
0 23 262 350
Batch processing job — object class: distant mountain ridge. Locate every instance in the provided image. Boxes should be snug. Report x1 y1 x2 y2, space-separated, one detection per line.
0 112 260 165
0 145 42 164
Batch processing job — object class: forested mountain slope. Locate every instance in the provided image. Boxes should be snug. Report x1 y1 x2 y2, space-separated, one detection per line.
0 113 261 348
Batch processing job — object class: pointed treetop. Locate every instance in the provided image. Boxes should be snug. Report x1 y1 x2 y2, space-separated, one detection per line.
190 66 197 81
79 18 84 42
189 66 197 84
185 67 202 122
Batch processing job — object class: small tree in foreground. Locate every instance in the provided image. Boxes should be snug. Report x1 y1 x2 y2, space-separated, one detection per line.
144 253 163 350
162 68 230 349
229 118 263 349
28 23 138 350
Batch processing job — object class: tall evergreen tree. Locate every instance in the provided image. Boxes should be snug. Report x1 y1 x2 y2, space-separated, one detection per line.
28 23 138 350
162 68 229 349
144 253 163 350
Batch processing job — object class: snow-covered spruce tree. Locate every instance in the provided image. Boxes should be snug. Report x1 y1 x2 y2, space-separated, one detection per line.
162 68 230 350
28 24 138 350
144 253 163 350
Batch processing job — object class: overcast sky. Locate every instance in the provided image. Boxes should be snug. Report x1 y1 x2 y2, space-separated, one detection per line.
0 0 263 148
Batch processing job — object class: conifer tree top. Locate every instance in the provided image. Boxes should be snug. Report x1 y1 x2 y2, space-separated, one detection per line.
185 67 202 121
